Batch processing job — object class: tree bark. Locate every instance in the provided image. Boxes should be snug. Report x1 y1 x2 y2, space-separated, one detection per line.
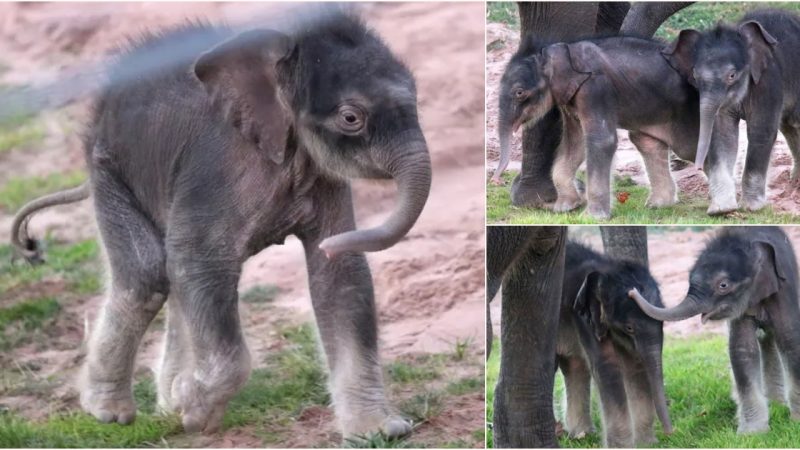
600 227 649 267
493 226 566 448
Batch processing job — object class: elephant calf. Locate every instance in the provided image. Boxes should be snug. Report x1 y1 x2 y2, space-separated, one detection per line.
557 241 672 447
10 8 430 438
632 227 800 434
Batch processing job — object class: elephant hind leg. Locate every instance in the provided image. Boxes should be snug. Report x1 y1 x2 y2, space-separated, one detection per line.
558 355 595 439
780 123 800 183
81 168 170 425
629 131 677 208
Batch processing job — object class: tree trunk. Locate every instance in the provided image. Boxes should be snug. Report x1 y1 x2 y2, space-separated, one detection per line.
493 226 566 448
601 226 649 267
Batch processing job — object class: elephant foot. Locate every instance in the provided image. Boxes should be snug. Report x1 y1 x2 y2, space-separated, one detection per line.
743 195 767 212
586 204 611 221
511 175 557 208
707 199 738 216
172 371 237 434
343 413 412 441
646 193 678 208
552 196 584 213
737 420 769 435
80 378 137 425
489 174 505 186
567 424 595 439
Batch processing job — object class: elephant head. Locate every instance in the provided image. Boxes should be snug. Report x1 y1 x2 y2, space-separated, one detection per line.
573 262 673 435
193 10 431 258
492 39 596 184
662 22 777 170
631 232 786 325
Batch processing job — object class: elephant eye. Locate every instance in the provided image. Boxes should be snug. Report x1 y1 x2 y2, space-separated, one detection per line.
336 104 366 133
513 88 527 99
625 324 635 334
726 71 738 84
717 280 731 292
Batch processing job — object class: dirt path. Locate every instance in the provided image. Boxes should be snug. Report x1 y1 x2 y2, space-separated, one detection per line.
0 2 485 447
485 22 800 216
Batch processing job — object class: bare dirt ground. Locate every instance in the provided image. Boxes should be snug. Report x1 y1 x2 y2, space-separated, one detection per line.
0 2 485 447
485 22 800 216
490 227 800 340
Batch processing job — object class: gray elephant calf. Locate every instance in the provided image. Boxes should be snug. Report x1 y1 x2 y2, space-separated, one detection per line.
558 241 671 447
10 9 430 438
632 227 800 434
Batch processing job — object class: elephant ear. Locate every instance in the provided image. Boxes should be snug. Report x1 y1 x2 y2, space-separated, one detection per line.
542 43 593 105
573 271 608 341
194 29 295 165
739 21 778 85
751 239 787 301
662 29 701 87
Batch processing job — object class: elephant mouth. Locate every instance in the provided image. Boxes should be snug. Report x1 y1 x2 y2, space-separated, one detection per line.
700 305 731 324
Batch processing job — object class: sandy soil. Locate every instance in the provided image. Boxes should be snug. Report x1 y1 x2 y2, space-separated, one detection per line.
485 22 800 216
490 227 800 340
0 2 485 447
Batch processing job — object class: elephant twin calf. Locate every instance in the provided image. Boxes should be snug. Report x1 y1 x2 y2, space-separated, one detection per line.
495 8 800 220
554 227 800 447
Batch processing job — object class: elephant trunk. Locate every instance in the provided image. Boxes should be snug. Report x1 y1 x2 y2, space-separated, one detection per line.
491 109 514 184
319 138 431 258
629 288 705 322
643 347 673 435
694 97 722 170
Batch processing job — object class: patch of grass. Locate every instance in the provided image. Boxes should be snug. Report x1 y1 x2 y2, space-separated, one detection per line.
132 376 158 416
445 376 483 396
656 2 800 41
452 336 472 361
344 433 414 449
486 2 519 30
487 170 796 224
399 390 444 424
0 239 101 296
239 284 281 304
0 170 86 212
487 335 800 448
0 297 60 350
387 359 440 384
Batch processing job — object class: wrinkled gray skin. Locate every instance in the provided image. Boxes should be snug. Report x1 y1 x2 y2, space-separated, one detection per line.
10 11 430 438
496 35 715 220
558 242 671 447
665 9 800 213
498 2 691 211
631 227 800 434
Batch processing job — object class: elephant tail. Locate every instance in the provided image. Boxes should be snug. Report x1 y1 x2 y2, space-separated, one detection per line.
10 181 91 265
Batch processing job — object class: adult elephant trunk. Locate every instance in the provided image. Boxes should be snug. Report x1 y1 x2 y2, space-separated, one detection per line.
492 119 513 184
695 96 723 170
642 347 673 435
319 137 431 258
629 288 705 322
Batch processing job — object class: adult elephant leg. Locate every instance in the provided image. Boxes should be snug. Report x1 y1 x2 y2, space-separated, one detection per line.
300 185 408 439
80 167 169 425
559 355 594 438
758 330 786 404
619 2 693 37
493 226 566 448
552 114 587 213
780 123 800 183
629 132 677 208
600 226 649 267
729 316 770 434
705 114 739 215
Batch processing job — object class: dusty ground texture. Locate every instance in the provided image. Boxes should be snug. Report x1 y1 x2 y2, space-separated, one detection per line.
485 22 800 216
0 2 485 447
490 226 800 340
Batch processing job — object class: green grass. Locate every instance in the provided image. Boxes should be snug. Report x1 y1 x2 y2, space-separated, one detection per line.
487 171 796 225
487 335 800 448
0 170 86 212
656 2 800 40
0 297 60 350
0 239 102 297
0 113 45 155
239 284 281 304
486 2 519 29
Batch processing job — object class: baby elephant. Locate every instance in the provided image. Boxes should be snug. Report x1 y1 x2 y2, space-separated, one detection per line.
10 8 430 439
632 227 800 434
495 35 711 219
557 242 672 447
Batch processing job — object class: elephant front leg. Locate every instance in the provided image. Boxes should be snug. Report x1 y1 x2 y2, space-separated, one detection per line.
166 250 252 434
582 117 618 220
767 305 800 421
618 350 657 445
629 131 677 208
558 355 594 438
590 341 634 447
758 331 786 404
155 298 193 413
300 198 410 440
705 114 739 215
742 118 780 211
729 317 770 434
552 115 587 213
